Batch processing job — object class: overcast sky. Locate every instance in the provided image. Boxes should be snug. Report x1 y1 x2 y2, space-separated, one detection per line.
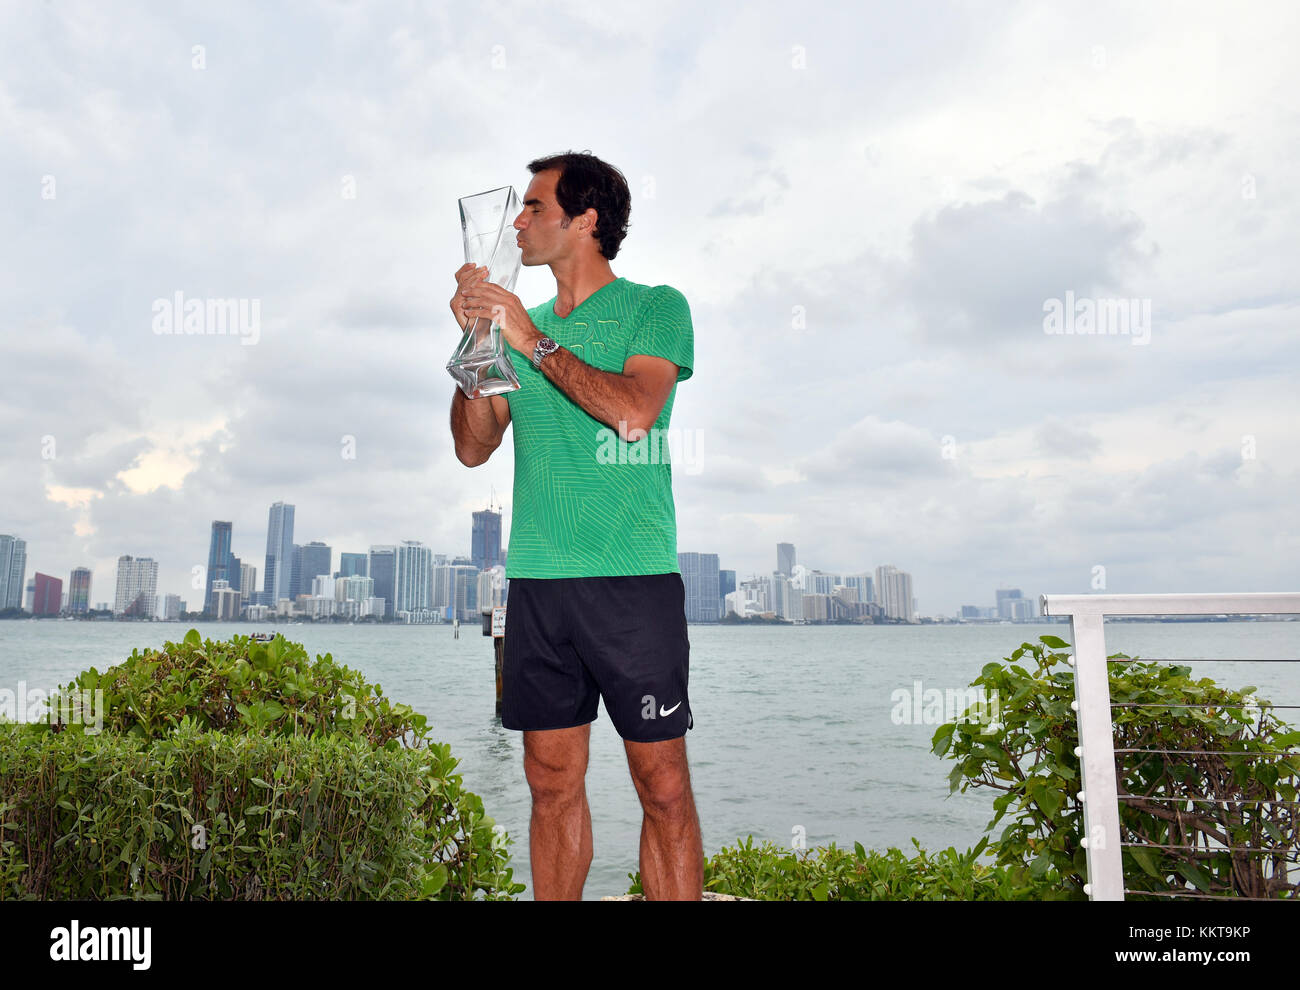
2 0 1297 615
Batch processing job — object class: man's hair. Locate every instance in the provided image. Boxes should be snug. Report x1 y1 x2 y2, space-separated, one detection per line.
527 150 631 260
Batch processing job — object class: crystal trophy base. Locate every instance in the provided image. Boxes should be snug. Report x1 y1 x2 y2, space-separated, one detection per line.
447 185 524 398
448 315 520 398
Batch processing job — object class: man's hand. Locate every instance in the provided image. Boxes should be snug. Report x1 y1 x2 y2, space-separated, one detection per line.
449 263 512 466
461 276 543 357
449 262 487 329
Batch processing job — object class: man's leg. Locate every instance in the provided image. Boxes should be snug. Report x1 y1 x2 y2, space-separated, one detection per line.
625 736 703 900
523 723 593 900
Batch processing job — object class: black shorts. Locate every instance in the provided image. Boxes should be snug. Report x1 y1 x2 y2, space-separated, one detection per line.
501 572 693 742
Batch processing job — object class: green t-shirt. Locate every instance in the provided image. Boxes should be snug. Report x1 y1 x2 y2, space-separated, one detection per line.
503 276 694 578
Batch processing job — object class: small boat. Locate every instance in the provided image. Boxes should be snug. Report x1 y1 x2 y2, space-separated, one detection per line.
250 632 275 642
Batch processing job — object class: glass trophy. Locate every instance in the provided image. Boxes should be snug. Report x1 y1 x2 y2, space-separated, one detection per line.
447 185 524 398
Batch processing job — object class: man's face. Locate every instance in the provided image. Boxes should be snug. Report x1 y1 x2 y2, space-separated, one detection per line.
513 169 590 267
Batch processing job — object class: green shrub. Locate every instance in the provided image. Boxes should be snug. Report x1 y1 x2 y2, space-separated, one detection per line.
627 836 1062 901
0 630 524 900
59 628 426 745
934 635 1300 899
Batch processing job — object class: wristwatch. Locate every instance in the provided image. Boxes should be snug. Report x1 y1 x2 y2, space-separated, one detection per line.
532 335 560 370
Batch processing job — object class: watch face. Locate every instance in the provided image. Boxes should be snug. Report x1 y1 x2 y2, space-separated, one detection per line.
534 337 557 368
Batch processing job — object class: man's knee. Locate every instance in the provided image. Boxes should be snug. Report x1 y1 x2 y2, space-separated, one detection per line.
630 756 693 819
524 739 587 808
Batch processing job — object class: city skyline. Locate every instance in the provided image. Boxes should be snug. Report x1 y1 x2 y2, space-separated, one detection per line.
12 515 1047 627
4 513 1051 621
0 534 1046 625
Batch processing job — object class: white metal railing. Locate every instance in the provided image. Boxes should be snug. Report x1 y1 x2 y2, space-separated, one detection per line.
1038 592 1300 901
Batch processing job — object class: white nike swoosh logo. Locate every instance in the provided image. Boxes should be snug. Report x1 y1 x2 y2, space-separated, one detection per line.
659 702 682 717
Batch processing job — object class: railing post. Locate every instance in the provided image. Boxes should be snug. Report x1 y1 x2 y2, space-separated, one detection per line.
1069 610 1124 900
1043 591 1300 901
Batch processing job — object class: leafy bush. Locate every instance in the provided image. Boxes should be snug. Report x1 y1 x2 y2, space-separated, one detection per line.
627 836 1063 901
0 630 524 900
60 629 427 745
933 635 1299 899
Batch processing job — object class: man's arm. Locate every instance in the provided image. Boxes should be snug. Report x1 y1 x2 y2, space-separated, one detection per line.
535 350 678 441
459 277 686 441
451 390 510 466
447 262 512 466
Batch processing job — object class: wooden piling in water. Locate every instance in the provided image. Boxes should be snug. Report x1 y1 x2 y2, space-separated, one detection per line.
485 606 506 715
494 637 504 715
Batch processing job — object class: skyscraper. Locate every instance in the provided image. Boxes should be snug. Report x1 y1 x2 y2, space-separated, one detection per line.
995 588 1024 620
288 544 303 598
336 574 374 602
394 541 433 614
804 570 835 596
432 562 452 613
205 521 234 616
368 545 396 619
677 552 721 623
477 568 506 612
296 541 332 596
262 502 295 604
777 543 796 577
240 563 257 602
0 535 27 610
114 555 159 617
1007 597 1037 621
771 573 804 621
719 569 736 619
210 579 241 620
450 565 479 622
33 573 62 616
472 508 503 571
836 573 874 606
875 564 915 622
68 566 92 615
337 553 367 579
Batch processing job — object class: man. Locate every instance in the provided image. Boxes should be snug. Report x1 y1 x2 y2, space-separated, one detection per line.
448 151 703 900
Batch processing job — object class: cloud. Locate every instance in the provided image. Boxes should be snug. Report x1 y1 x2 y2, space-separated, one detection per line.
891 189 1148 347
1034 421 1101 460
798 416 952 487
